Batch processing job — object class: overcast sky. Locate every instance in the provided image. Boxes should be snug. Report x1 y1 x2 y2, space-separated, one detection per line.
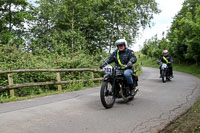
132 0 185 51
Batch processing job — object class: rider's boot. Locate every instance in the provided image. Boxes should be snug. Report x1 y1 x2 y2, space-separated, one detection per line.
129 84 135 96
170 71 174 78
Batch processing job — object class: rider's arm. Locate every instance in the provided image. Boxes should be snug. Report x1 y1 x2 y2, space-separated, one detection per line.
100 51 116 69
105 51 116 64
169 55 173 64
129 50 137 64
159 56 163 63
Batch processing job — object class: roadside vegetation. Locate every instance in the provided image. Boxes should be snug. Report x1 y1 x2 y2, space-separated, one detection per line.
0 46 142 103
0 45 104 103
0 0 158 102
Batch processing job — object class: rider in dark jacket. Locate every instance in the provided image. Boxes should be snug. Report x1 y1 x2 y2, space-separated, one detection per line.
100 39 137 96
158 50 174 78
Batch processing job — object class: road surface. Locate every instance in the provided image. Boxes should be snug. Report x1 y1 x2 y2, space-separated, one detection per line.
0 67 200 133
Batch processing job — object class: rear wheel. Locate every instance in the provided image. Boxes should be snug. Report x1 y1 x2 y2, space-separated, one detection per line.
166 69 171 81
120 85 130 103
100 81 115 109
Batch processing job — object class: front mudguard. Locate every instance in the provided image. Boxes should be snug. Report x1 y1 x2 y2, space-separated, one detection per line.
103 74 112 81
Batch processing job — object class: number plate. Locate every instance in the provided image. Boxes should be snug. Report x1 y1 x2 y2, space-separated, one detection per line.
161 63 167 69
104 65 112 75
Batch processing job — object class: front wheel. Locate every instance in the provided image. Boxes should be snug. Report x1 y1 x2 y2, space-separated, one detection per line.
161 70 166 83
100 81 115 109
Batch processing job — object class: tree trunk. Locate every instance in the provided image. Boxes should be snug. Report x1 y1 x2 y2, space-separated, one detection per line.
109 10 115 53
9 2 12 32
71 8 75 51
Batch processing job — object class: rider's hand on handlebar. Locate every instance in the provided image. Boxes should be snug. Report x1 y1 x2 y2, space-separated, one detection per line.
100 61 107 69
127 62 133 69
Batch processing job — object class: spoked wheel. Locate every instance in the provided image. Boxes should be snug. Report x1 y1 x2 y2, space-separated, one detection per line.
100 81 115 109
161 70 166 83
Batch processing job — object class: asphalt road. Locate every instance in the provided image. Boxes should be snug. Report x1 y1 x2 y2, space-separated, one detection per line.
0 67 200 133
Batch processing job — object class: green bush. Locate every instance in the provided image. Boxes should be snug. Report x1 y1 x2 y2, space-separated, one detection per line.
0 45 104 99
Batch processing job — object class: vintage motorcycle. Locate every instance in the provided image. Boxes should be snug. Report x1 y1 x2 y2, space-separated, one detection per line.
100 64 139 109
159 62 171 83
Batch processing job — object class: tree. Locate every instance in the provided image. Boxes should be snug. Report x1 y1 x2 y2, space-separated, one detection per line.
141 35 162 59
0 0 32 46
141 0 200 65
29 0 160 54
29 0 88 54
167 0 200 64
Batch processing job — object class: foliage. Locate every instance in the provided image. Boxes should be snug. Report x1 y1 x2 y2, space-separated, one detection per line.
0 0 33 46
0 0 159 100
141 35 163 59
141 0 200 65
0 45 103 98
28 0 160 54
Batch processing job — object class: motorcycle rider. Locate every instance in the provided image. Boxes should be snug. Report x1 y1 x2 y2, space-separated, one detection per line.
100 39 137 96
158 50 174 78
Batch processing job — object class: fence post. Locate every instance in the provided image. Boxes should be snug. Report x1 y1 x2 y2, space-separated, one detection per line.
91 72 94 80
8 74 14 97
56 72 62 91
90 71 94 85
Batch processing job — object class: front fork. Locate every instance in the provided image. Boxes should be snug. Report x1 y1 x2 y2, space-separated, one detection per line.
103 75 116 97
161 69 166 76
112 78 117 97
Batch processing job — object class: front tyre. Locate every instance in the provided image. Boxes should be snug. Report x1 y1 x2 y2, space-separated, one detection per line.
100 81 115 109
161 70 166 83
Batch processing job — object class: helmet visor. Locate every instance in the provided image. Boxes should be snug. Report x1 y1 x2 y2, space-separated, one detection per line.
116 42 125 46
163 52 168 56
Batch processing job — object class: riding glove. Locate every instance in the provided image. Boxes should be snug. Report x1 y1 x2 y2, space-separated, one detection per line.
127 62 133 69
100 61 107 69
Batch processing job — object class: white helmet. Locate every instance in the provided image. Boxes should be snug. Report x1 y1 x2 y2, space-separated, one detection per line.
163 50 168 56
115 39 127 47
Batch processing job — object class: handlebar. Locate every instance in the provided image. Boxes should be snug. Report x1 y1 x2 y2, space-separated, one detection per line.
115 65 127 70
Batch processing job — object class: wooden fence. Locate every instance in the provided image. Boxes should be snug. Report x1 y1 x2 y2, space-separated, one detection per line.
0 68 103 96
